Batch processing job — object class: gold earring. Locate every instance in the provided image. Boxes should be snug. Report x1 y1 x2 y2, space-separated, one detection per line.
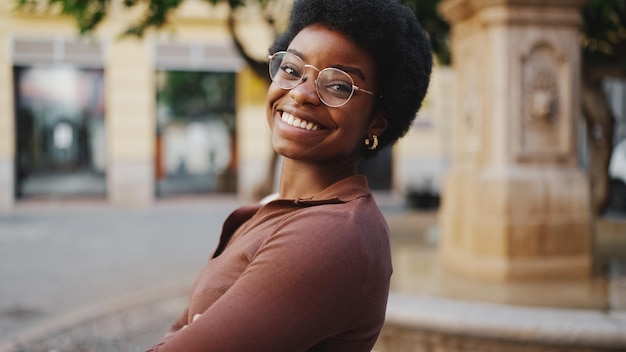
365 135 378 150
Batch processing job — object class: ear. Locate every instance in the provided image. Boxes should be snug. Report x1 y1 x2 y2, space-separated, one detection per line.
368 112 389 137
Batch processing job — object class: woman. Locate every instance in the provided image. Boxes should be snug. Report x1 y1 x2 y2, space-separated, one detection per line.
147 0 431 350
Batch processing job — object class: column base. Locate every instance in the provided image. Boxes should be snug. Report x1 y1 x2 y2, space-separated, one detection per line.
439 166 593 281
0 157 14 212
440 246 592 281
108 159 154 207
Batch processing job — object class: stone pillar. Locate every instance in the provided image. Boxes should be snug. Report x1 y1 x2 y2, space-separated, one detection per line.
106 38 155 207
438 0 592 280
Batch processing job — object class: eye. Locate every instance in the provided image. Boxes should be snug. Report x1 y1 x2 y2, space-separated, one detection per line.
324 80 353 97
280 63 302 78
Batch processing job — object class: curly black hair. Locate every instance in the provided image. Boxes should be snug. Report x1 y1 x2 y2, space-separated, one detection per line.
269 0 433 157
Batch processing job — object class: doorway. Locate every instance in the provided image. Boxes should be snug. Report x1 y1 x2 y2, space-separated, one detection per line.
14 66 106 199
155 70 237 196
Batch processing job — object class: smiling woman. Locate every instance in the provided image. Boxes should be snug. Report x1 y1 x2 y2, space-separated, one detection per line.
266 23 384 169
146 0 432 351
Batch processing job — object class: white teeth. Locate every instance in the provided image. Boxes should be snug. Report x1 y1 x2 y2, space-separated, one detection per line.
281 112 320 131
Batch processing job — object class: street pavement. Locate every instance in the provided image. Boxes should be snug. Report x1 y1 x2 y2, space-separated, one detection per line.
0 195 245 351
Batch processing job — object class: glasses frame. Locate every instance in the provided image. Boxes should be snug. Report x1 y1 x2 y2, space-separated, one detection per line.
268 51 374 108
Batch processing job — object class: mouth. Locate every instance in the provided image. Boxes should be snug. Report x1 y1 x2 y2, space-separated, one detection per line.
280 111 323 131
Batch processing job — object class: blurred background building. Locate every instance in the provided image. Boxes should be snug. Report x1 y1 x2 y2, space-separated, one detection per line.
0 0 454 210
1 0 625 213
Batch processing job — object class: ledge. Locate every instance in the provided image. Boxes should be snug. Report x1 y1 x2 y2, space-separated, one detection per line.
385 293 626 349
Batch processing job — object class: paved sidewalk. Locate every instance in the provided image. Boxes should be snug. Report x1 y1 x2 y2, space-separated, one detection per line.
0 196 245 351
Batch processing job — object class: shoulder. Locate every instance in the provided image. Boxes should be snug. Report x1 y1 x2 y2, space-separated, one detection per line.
287 195 385 232
249 197 392 321
266 196 390 267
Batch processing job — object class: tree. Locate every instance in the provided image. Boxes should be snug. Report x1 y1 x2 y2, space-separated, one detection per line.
14 0 449 72
580 0 626 214
15 0 625 212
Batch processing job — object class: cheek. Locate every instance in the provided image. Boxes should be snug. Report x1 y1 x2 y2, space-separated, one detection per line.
266 84 284 108
342 106 377 136
266 85 283 125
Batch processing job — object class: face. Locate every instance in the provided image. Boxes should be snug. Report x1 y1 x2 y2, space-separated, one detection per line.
266 23 387 166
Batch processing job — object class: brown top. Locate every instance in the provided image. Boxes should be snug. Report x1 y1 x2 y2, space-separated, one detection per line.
147 175 392 352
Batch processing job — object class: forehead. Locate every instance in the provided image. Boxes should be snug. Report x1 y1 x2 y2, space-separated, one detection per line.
287 24 376 80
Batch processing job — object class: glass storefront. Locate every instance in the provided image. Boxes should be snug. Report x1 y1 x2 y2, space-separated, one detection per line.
155 70 237 196
14 66 106 199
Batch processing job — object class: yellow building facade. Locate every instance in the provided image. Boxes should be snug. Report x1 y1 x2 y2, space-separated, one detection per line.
0 0 451 211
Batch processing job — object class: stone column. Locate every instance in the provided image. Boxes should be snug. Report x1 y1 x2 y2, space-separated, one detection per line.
106 38 155 207
438 0 592 280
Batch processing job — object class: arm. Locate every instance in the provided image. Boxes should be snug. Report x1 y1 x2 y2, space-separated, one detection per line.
147 210 372 351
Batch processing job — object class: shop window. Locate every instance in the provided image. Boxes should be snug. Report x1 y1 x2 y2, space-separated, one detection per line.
156 70 237 196
14 66 106 198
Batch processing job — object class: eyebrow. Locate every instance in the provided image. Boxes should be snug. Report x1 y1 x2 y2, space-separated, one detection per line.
286 49 367 81
335 65 365 81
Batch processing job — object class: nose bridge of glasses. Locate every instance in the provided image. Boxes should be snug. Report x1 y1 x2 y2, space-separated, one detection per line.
301 63 321 84
303 63 321 73
287 63 322 103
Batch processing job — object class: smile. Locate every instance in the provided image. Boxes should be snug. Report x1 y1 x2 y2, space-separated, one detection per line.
281 112 321 131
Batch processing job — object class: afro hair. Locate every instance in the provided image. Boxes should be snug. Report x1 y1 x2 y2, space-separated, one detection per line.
269 0 433 157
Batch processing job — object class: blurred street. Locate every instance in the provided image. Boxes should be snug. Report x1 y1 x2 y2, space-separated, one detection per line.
0 196 244 351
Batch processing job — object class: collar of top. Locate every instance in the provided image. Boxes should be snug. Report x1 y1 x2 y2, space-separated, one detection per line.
292 175 372 206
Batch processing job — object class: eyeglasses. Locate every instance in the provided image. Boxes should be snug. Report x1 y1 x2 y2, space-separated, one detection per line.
268 51 374 108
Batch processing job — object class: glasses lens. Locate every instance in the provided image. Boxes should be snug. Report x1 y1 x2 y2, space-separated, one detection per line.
268 52 358 107
316 68 355 107
269 52 304 89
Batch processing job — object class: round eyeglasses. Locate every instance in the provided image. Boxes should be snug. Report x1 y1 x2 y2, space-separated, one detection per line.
268 51 374 108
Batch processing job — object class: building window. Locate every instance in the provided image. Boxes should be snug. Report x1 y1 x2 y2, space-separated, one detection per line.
14 66 106 198
155 70 237 196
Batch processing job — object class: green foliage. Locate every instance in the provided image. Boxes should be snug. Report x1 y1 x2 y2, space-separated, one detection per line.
17 0 187 35
16 0 110 34
401 0 450 65
157 71 236 120
14 0 625 73
15 0 451 65
581 0 626 74
123 0 184 36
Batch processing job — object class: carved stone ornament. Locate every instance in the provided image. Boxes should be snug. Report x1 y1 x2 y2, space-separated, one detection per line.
520 43 565 156
529 70 559 128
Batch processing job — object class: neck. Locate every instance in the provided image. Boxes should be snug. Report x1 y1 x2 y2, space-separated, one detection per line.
278 158 357 199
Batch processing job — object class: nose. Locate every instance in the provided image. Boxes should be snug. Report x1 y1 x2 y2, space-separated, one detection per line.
288 71 321 106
